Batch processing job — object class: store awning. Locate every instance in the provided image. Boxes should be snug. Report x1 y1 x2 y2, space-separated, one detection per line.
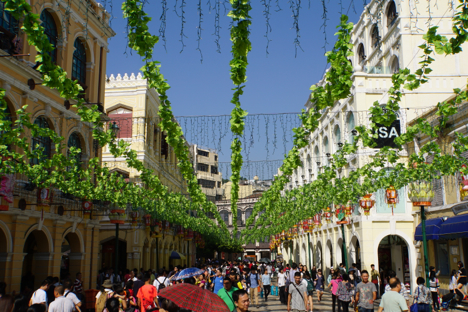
414 217 444 241
439 214 468 239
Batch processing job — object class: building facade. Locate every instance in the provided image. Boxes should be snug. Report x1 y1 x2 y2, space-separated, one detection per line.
190 144 224 203
100 73 193 273
0 0 114 293
284 0 468 288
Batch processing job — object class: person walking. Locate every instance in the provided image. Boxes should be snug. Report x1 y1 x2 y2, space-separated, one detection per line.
278 267 287 305
456 261 467 300
288 272 309 312
337 274 354 312
29 279 50 309
304 272 315 312
136 274 159 312
233 289 251 312
412 277 432 312
429 271 440 311
370 265 380 299
449 269 457 294
217 277 238 312
248 266 260 309
63 279 82 312
328 273 341 312
355 270 377 312
378 277 408 312
384 271 410 307
315 269 325 302
261 269 271 301
48 285 75 312
212 269 224 294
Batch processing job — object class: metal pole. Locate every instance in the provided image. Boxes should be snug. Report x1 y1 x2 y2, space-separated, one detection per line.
156 237 159 270
421 205 430 287
342 224 348 271
308 233 312 271
289 242 293 266
115 223 119 276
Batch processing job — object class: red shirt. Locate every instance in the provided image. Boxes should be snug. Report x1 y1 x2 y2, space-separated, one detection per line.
137 284 157 312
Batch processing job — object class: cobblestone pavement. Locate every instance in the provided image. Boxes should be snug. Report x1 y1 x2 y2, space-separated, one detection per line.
248 290 381 312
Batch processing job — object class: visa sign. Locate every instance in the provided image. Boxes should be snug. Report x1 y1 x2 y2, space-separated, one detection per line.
374 120 401 148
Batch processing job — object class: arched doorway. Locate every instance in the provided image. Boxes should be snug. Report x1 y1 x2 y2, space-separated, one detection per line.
61 232 83 280
337 238 344 266
326 240 333 270
100 238 127 273
349 236 361 268
378 235 410 285
23 230 51 289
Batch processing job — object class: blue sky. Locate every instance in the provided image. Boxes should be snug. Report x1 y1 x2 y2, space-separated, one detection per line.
106 1 365 177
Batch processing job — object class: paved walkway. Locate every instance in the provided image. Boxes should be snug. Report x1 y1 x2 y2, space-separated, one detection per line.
248 290 381 312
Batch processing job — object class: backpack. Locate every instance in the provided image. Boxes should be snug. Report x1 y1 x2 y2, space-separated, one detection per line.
95 290 112 312
306 279 315 292
158 277 168 292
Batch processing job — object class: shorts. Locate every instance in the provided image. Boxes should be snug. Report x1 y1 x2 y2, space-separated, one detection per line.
316 287 324 292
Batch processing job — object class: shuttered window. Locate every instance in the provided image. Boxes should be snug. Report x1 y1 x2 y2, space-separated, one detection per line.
108 108 132 139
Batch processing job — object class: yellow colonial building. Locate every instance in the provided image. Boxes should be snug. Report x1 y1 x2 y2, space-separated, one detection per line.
99 73 194 272
0 0 114 293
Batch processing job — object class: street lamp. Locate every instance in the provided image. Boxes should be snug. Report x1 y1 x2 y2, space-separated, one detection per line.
110 121 120 138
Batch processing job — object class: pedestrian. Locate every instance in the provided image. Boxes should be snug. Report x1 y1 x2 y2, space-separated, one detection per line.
95 279 115 312
384 271 410 307
29 279 50 309
429 270 440 311
261 269 271 301
311 266 317 282
304 272 315 312
456 261 467 300
217 277 238 312
229 271 243 290
327 273 340 312
327 268 336 285
449 269 457 294
133 274 144 299
355 270 377 312
0 294 14 312
288 272 309 312
337 274 354 312
248 265 260 309
48 285 75 312
303 265 310 277
370 265 380 299
233 289 251 312
103 297 121 312
137 273 159 312
278 267 287 305
315 269 325 302
412 277 432 312
289 263 299 285
63 279 82 312
378 277 408 312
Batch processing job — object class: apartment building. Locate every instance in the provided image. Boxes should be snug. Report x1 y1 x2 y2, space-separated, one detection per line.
191 144 224 203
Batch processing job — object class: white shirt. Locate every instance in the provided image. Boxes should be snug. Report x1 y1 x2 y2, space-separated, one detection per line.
153 276 170 289
64 290 81 305
267 265 272 274
278 273 286 287
31 289 48 307
48 296 75 312
96 289 113 300
301 279 308 288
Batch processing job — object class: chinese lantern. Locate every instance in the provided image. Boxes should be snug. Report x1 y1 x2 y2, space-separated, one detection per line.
313 214 321 228
163 221 171 235
292 225 298 238
287 228 293 240
385 186 398 215
82 201 93 219
184 229 194 240
302 220 310 233
37 188 53 212
359 194 375 216
281 230 286 241
408 181 435 207
323 207 332 223
307 217 314 232
143 214 151 227
344 201 353 218
109 208 126 224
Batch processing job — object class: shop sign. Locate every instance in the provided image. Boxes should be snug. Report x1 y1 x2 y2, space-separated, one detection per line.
452 202 468 215
374 120 401 148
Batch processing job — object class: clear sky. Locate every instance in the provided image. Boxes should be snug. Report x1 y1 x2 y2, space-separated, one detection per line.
105 1 366 177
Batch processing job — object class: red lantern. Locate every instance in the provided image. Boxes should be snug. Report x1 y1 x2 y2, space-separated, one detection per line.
307 218 314 232
176 226 184 237
37 188 53 206
280 230 286 241
344 202 353 217
302 220 310 233
385 186 398 215
359 194 375 216
109 209 126 224
143 214 151 227
82 201 92 219
313 214 321 228
184 229 194 240
163 221 171 234
0 173 15 203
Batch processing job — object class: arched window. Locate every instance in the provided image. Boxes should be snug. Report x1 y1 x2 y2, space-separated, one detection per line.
0 2 19 54
40 10 58 64
31 116 52 165
324 137 330 165
347 112 355 144
386 1 398 27
334 125 341 151
371 24 380 48
358 44 366 64
220 211 230 225
237 210 243 226
72 38 87 86
245 208 253 221
306 154 312 175
314 146 320 172
67 132 82 167
0 2 18 35
390 56 400 74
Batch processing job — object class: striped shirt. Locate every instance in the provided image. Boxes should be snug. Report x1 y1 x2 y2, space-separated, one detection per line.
73 279 83 293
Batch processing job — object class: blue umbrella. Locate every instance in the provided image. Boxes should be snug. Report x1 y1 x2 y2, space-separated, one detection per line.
175 267 205 281
170 251 186 259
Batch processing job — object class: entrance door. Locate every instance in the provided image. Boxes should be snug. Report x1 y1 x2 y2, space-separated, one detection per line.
101 239 127 272
378 235 409 284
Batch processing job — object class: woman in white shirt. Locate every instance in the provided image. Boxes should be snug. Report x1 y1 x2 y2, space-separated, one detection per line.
277 268 287 305
449 269 458 293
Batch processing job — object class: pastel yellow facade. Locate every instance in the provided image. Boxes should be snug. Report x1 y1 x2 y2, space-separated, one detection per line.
99 73 194 272
0 0 114 293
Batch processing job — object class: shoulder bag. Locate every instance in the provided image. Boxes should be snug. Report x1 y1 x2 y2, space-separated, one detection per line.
290 282 305 301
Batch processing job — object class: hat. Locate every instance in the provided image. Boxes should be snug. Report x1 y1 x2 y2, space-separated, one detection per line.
102 279 113 288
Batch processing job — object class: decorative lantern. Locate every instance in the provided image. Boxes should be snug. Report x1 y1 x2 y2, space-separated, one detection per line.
176 225 184 237
323 207 332 223
344 201 353 218
385 186 398 214
143 214 151 227
408 181 434 207
184 229 194 240
37 188 53 212
0 173 15 204
82 201 93 219
460 165 468 200
313 214 321 228
109 208 126 224
307 217 315 232
302 220 310 233
287 228 293 240
359 194 375 216
292 225 299 238
280 230 286 241
129 211 140 228
163 221 171 235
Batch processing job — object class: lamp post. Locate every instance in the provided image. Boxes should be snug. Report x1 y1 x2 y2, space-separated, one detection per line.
109 122 120 275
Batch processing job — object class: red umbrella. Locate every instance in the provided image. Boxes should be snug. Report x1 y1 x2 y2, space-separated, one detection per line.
158 283 230 312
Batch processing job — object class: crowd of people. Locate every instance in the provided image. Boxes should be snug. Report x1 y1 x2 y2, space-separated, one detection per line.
1 259 467 312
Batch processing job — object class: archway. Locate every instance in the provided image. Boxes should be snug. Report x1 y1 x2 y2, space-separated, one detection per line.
61 232 83 280
100 237 127 273
326 240 333 270
315 241 323 272
301 242 307 266
378 235 410 285
22 230 51 289
294 242 300 264
337 238 344 267
349 236 361 268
